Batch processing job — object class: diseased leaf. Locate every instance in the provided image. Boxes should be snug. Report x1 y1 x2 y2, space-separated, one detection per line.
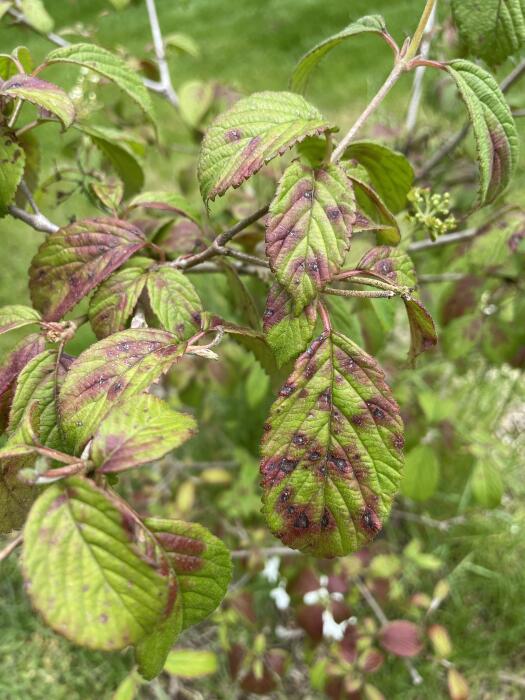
0 74 75 129
260 331 404 557
0 128 25 215
348 174 400 245
0 333 45 403
29 217 146 321
91 394 196 473
147 268 203 340
45 43 157 128
264 282 317 367
452 0 525 64
290 15 389 94
127 191 200 223
0 305 41 335
266 162 356 313
198 91 334 202
89 257 152 339
22 477 175 650
58 328 187 452
444 60 519 205
342 141 414 214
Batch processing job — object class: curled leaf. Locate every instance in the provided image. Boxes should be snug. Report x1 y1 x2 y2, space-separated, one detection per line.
0 74 75 129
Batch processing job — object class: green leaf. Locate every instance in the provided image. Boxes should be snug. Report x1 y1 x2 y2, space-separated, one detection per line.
471 461 503 508
198 91 334 202
0 305 41 335
164 650 218 678
444 59 519 205
452 0 525 64
127 190 200 224
0 2 12 22
45 43 157 129
401 445 440 501
20 0 53 33
112 671 142 700
91 394 196 473
0 128 25 215
29 217 146 321
0 74 75 129
0 451 37 534
342 141 414 214
220 261 261 330
89 257 152 339
165 33 200 58
179 80 214 129
290 15 389 94
264 282 317 367
266 161 356 312
347 174 400 245
260 331 404 557
22 477 175 650
58 328 187 453
147 268 203 340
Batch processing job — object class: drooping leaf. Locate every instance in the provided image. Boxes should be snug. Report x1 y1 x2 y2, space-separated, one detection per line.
88 257 152 339
452 0 525 64
264 282 317 367
401 445 440 501
45 43 157 128
58 328 187 452
266 161 356 312
0 74 75 129
290 15 389 94
0 305 41 335
342 141 414 214
22 477 175 650
198 91 334 202
0 333 45 402
91 394 196 473
127 191 201 224
260 331 404 557
19 0 54 33
147 268 203 340
29 217 146 321
205 317 279 376
444 59 519 205
347 174 400 245
0 128 25 215
164 650 218 678
179 80 214 129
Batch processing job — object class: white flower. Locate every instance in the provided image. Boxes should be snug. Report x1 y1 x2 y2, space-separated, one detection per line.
262 556 281 584
270 585 290 610
322 609 348 641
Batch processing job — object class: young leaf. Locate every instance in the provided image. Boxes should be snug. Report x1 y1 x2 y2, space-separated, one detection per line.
260 331 404 557
0 305 41 335
444 60 519 205
401 445 440 501
147 268 203 340
0 128 25 215
88 257 152 339
29 218 146 321
127 191 201 224
91 394 196 473
452 0 525 64
264 282 317 367
58 328 187 452
198 91 334 202
22 477 175 650
347 174 400 245
341 141 414 214
266 162 356 312
290 15 389 93
45 43 157 128
164 650 218 678
0 75 75 129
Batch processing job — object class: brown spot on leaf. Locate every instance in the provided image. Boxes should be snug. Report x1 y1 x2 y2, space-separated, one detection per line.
225 128 242 142
361 507 381 534
293 511 310 529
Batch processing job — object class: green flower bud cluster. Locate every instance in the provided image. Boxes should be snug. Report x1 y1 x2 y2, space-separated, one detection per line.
407 187 457 241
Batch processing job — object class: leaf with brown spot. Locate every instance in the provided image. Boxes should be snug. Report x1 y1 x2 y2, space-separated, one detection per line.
266 161 356 313
260 331 404 557
29 217 147 321
146 267 203 340
0 74 75 129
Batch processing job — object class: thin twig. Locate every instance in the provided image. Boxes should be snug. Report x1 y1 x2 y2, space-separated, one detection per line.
144 0 179 108
7 6 68 46
0 534 23 563
324 287 396 299
408 227 477 252
8 204 59 234
231 546 302 560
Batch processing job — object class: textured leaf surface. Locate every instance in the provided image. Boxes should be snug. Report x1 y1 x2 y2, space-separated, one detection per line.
0 128 25 214
264 282 317 367
147 268 203 339
89 257 152 339
127 191 200 223
260 331 404 557
29 217 146 321
91 394 196 473
0 305 41 335
198 91 334 202
0 74 75 129
348 174 400 245
266 162 356 312
452 0 525 64
46 43 157 128
291 15 388 93
0 451 36 533
445 60 518 205
59 328 186 453
22 477 174 650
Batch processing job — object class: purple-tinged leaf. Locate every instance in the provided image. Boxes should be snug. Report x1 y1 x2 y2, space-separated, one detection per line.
379 620 422 657
260 331 404 557
154 219 205 258
0 74 75 129
0 305 41 335
127 191 201 224
0 128 25 214
29 217 146 321
348 175 400 245
198 91 335 202
58 328 188 453
266 162 356 313
147 268 203 340
264 282 317 367
0 333 45 401
91 393 196 473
